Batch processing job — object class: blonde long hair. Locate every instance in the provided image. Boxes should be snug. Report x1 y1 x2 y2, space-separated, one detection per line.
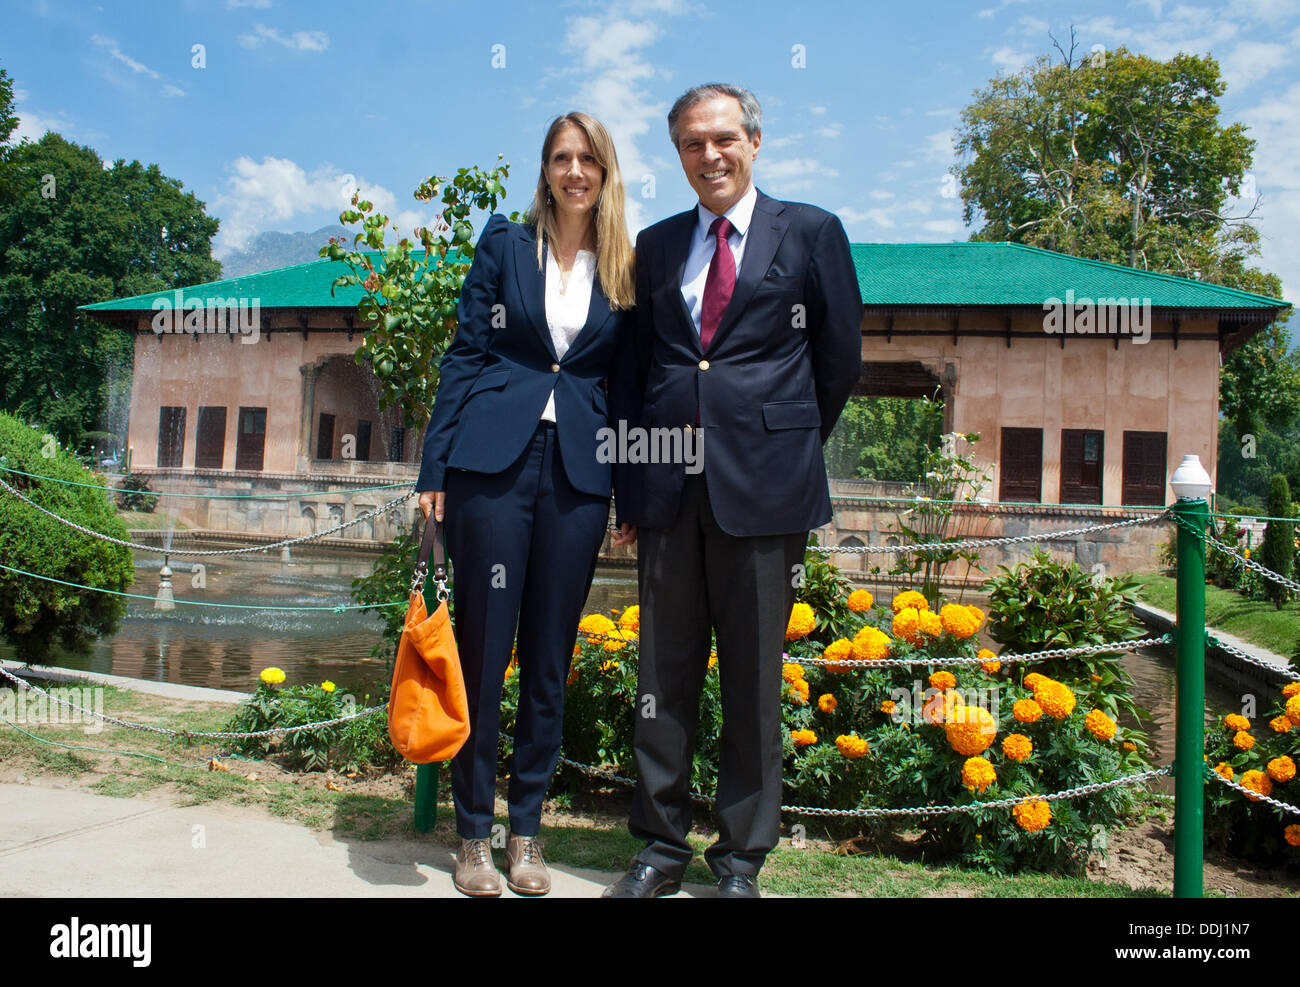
524 112 635 311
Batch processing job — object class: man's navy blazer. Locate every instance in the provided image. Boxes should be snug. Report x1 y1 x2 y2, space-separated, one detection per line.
416 213 633 498
610 188 863 537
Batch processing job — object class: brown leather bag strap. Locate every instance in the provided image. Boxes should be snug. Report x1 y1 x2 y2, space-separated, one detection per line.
411 518 450 600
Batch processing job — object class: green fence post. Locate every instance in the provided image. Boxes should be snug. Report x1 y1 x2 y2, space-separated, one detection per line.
1171 455 1210 899
414 762 438 833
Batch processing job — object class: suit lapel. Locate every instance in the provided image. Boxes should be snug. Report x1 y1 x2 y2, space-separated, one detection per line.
562 270 615 362
662 210 702 352
513 225 557 361
707 189 789 352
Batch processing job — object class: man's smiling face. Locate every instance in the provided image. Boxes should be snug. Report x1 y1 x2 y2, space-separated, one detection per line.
675 94 760 216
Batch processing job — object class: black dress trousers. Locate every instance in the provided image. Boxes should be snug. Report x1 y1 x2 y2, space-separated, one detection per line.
628 470 807 879
443 420 610 839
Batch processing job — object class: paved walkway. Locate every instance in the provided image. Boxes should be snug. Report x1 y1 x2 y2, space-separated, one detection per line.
0 780 715 898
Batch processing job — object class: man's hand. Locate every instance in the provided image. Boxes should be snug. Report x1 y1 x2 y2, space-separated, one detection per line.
418 490 445 522
612 522 637 547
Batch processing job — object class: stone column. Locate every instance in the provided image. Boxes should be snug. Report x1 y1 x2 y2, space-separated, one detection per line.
297 362 322 474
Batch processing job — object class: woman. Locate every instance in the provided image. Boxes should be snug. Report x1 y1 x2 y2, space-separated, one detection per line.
415 112 637 897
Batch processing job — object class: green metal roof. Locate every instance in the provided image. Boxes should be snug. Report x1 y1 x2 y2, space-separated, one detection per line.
851 241 1289 310
79 249 460 313
79 240 1290 315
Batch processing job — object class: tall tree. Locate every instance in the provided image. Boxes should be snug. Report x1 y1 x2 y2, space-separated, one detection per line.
0 126 221 446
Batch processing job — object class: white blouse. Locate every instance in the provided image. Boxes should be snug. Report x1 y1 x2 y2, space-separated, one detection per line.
540 243 596 423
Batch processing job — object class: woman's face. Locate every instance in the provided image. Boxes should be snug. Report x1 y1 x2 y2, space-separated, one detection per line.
545 124 604 221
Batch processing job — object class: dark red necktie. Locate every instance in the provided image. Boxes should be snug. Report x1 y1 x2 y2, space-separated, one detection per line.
699 216 735 351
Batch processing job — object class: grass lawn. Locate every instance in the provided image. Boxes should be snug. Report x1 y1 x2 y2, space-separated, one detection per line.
0 679 1173 898
1130 571 1300 661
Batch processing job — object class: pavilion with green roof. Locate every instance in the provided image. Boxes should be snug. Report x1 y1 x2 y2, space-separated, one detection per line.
79 240 1290 551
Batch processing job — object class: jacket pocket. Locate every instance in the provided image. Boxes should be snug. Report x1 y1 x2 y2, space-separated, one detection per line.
466 368 511 396
761 400 820 430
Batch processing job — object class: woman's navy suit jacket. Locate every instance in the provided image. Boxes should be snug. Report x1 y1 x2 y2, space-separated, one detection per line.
415 213 634 499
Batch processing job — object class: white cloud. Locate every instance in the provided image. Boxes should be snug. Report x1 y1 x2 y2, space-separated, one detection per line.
237 23 329 51
558 6 684 234
923 130 956 164
1219 39 1293 91
810 105 827 115
211 156 437 257
90 34 161 80
977 0 1033 19
816 122 844 138
989 46 1033 72
758 158 839 194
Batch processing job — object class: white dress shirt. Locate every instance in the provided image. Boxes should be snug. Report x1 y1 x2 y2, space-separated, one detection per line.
540 242 595 423
680 183 758 334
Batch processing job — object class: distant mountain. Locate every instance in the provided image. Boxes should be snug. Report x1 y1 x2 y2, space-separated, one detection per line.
216 225 351 278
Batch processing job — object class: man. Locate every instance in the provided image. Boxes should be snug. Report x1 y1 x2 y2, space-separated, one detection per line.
604 83 863 898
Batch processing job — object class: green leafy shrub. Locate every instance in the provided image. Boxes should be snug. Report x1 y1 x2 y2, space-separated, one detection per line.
523 557 1153 875
984 548 1148 727
0 412 134 660
222 673 401 774
1259 474 1294 609
115 473 158 512
1203 688 1300 866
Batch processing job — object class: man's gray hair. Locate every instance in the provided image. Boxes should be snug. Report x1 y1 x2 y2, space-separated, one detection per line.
667 83 762 148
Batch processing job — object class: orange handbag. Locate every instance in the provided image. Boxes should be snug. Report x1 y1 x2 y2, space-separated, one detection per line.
387 517 471 763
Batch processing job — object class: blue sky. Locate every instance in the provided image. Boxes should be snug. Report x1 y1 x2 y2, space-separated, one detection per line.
7 0 1300 300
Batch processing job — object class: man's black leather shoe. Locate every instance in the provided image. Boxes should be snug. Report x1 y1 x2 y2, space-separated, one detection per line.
716 874 760 898
601 862 681 898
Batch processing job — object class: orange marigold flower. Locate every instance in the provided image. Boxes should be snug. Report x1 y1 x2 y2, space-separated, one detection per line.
880 700 897 715
851 626 892 664
786 603 816 640
817 693 838 714
1233 730 1255 751
566 663 579 686
929 670 957 691
708 650 718 669
617 605 640 633
1013 698 1043 723
578 613 617 643
782 662 805 684
1214 762 1234 781
944 704 997 756
1241 769 1273 802
1269 715 1293 734
603 627 635 652
891 590 929 613
1224 713 1251 732
923 689 965 725
1012 799 1051 832
1266 755 1296 783
835 734 868 758
918 610 944 639
939 603 980 639
1090 673 1103 683
1122 741 1137 752
1285 824 1300 847
891 607 924 645
824 637 854 670
1002 733 1033 762
1286 694 1300 726
961 756 997 793
1023 672 1046 691
1282 681 1300 698
791 728 818 749
1084 709 1117 741
789 679 810 705
977 648 1000 673
847 589 874 612
1034 680 1077 719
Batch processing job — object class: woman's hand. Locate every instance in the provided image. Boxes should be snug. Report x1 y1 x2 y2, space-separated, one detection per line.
612 522 637 547
418 490 445 522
